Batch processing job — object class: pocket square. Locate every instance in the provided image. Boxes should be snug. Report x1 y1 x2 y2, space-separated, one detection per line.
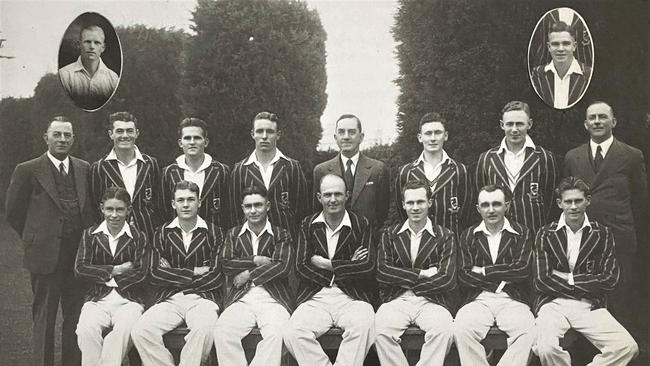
365 181 374 186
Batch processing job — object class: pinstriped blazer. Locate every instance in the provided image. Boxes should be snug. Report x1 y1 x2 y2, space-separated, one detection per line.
476 145 558 233
90 153 161 239
395 158 473 235
230 155 309 239
530 62 591 108
148 221 224 305
458 221 532 308
533 220 619 314
161 160 231 228
377 223 457 310
295 211 376 306
75 224 148 304
222 224 294 312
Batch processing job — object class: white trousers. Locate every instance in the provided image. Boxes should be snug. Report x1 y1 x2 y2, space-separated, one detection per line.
131 293 220 366
533 299 638 366
375 294 454 366
283 287 375 366
454 292 535 366
213 286 290 366
76 290 144 366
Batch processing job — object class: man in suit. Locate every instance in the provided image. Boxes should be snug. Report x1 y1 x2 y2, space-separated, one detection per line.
213 185 293 366
5 116 94 366
283 174 375 366
313 114 389 230
375 180 456 366
395 112 473 235
455 184 535 366
131 180 224 366
532 176 638 365
231 111 309 238
90 111 161 239
476 101 559 233
162 117 231 229
530 21 591 109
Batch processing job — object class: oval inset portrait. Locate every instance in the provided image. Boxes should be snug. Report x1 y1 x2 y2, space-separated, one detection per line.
528 7 594 110
58 12 122 112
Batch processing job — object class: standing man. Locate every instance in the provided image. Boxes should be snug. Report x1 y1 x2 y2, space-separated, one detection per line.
5 116 94 366
162 117 231 229
395 112 473 235
476 101 559 233
283 174 375 366
231 111 309 238
90 111 161 240
375 181 456 366
313 114 389 230
455 184 535 366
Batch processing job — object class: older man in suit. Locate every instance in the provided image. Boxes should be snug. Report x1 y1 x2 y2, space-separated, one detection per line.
313 114 389 230
5 116 94 366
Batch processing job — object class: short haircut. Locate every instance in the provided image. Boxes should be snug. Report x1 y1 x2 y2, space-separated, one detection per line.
418 112 446 131
335 114 362 133
79 24 105 40
556 176 591 198
477 184 512 203
101 186 131 206
241 185 268 202
401 180 432 201
253 111 280 129
173 180 200 198
108 111 138 130
47 116 73 131
501 101 531 119
548 21 576 40
178 117 208 138
318 173 347 193
586 100 615 119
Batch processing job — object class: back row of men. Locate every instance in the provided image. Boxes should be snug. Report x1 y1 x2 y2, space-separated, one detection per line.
5 99 647 366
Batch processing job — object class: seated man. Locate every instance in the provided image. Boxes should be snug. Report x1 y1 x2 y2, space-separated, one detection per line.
454 184 535 366
75 187 147 366
533 177 638 365
375 180 456 366
213 185 293 366
131 180 224 366
283 174 375 366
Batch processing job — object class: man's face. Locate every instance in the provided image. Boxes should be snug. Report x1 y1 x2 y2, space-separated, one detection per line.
109 120 139 150
417 121 448 153
178 126 208 158
402 187 432 224
557 189 590 223
251 119 279 153
476 189 509 227
242 194 270 226
547 31 576 65
172 189 200 220
80 28 106 62
43 121 74 158
317 176 348 216
584 103 617 143
100 198 130 233
334 117 364 156
500 110 532 146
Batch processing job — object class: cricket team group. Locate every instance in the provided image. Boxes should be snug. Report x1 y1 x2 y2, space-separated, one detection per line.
5 99 647 366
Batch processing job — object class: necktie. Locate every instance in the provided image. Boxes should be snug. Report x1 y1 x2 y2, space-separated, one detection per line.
59 162 67 177
344 159 354 194
594 145 604 172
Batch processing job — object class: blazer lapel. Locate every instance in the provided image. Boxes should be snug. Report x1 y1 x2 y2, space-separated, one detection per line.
395 230 413 266
95 232 113 257
34 155 63 212
113 234 132 259
514 148 541 188
201 164 220 201
351 155 372 206
574 226 599 270
71 158 88 211
257 232 274 257
268 159 287 191
186 229 208 259
431 161 457 196
167 229 187 256
237 231 254 257
244 162 266 189
312 223 330 257
413 231 437 268
592 139 622 187
102 159 126 188
549 229 570 271
132 159 150 200
487 152 510 187
496 232 516 263
475 233 493 263
333 225 353 259
326 156 343 175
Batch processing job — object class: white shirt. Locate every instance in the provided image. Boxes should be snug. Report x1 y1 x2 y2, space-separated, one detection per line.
238 219 274 256
398 218 434 264
544 58 584 109
166 216 208 251
498 136 536 192
340 152 360 176
589 135 614 161
415 150 450 191
58 56 119 106
47 152 70 174
106 146 145 197
244 149 288 189
92 221 133 288
312 211 352 260
176 153 213 195
555 213 592 285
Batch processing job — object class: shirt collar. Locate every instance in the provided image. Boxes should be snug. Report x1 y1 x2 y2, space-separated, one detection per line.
244 149 287 166
340 152 360 168
497 135 536 154
414 150 450 166
312 210 352 232
473 217 519 236
398 217 435 237
71 56 111 75
238 219 274 238
555 213 592 233
166 216 208 233
106 146 145 163
176 153 212 173
589 135 614 156
92 221 133 239
47 151 70 171
544 58 584 78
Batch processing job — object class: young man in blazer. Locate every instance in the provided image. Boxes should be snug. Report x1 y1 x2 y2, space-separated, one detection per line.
455 184 535 366
131 181 224 366
313 114 389 230
284 174 375 366
213 185 293 366
532 177 638 366
5 116 94 366
375 180 457 366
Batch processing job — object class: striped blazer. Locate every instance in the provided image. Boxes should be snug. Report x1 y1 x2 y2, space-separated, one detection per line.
148 221 224 305
222 224 294 312
75 224 148 304
533 220 619 314
530 62 591 108
230 155 309 239
475 145 558 233
90 153 161 239
458 221 532 308
161 160 231 228
377 223 457 310
395 158 473 235
295 211 375 306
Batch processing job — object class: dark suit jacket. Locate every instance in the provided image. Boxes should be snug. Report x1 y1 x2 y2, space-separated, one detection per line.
530 62 591 108
313 153 389 230
5 153 94 274
563 139 648 253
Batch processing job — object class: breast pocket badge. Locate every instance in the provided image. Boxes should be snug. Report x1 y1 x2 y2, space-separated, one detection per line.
527 182 541 201
280 191 290 208
144 187 152 202
212 197 221 212
448 196 460 214
586 259 595 273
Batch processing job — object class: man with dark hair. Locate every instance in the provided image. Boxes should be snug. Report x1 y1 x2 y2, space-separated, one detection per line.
532 177 638 365
5 116 94 366
476 101 558 233
90 111 161 240
162 117 231 229
313 113 389 230
396 112 473 235
375 180 456 365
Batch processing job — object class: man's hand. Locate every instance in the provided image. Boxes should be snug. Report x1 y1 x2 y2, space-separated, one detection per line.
351 247 368 261
233 270 251 288
159 258 171 268
552 269 570 281
311 255 333 270
193 266 210 276
253 256 272 267
111 261 134 276
471 266 484 275
419 266 438 279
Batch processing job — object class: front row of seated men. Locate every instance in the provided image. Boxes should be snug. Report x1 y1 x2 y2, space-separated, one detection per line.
75 174 638 366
